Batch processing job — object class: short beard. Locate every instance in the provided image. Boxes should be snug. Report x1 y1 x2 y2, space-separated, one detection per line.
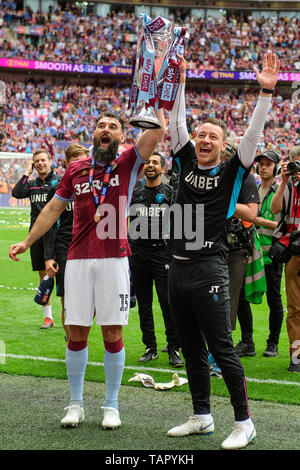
93 137 119 164
145 171 159 180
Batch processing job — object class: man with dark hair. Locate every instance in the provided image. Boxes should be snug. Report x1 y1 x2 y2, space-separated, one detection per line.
9 108 166 430
129 152 184 368
166 52 279 449
12 148 59 329
97 112 125 131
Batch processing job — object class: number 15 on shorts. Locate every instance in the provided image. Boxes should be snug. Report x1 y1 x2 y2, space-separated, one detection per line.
119 294 129 312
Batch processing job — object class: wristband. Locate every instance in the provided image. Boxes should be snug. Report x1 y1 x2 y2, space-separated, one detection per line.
261 88 274 94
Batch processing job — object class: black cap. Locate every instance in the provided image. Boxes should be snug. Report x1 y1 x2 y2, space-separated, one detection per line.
255 150 280 165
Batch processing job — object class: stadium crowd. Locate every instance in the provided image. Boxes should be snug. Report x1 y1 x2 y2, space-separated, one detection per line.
0 78 299 191
0 2 299 71
0 81 300 188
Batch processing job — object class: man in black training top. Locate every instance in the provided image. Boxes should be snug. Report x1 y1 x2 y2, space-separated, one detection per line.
166 52 280 450
129 152 183 368
12 149 59 329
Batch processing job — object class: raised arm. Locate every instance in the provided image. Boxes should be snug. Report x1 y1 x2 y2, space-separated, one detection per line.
135 108 166 161
168 56 189 154
270 162 290 214
9 197 68 261
11 159 34 198
237 52 280 169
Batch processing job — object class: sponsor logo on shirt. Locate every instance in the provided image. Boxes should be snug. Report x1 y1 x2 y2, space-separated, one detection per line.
135 206 167 217
31 193 48 203
185 171 220 190
74 176 119 195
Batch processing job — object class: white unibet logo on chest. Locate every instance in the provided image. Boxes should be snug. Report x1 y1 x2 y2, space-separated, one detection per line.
31 193 48 203
185 171 219 190
74 175 119 195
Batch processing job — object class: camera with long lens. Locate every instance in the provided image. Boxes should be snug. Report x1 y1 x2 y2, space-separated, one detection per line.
287 160 300 175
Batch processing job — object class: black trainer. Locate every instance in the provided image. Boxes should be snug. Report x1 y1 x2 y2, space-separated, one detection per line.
169 350 184 368
287 355 300 373
139 348 158 362
263 342 278 357
235 341 256 357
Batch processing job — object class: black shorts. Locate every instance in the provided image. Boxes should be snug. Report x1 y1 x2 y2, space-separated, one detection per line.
55 253 67 297
30 238 46 272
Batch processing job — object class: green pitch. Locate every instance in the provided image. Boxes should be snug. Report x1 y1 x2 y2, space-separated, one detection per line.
1 208 299 406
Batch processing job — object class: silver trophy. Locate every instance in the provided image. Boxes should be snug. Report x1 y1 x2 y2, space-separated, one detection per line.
129 16 175 129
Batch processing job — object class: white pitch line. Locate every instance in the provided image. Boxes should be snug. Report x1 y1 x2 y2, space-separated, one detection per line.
1 353 300 387
0 285 37 291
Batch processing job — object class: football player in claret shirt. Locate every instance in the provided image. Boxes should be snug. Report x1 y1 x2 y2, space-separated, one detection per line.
9 109 166 430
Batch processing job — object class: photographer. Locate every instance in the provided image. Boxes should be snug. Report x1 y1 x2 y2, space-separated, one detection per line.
254 150 284 357
270 146 300 373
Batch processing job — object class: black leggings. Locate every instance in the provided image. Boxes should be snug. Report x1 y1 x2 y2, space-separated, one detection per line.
168 257 250 421
237 262 284 345
130 245 180 351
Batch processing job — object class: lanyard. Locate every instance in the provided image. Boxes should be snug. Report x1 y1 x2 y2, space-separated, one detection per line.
89 157 118 223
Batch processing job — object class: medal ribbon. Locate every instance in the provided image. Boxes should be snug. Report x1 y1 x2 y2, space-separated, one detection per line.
89 157 118 216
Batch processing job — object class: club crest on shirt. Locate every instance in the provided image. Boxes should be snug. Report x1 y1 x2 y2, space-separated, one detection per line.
156 193 165 204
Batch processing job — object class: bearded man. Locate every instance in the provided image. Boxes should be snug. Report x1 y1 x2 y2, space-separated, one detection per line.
9 110 165 430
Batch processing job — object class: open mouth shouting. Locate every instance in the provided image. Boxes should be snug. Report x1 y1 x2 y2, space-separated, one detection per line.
99 134 112 147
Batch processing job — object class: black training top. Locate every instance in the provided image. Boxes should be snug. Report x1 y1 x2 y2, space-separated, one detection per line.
169 141 250 259
129 182 173 248
12 170 60 227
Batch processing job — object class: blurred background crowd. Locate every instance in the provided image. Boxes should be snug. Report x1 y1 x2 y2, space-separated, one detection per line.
0 2 299 70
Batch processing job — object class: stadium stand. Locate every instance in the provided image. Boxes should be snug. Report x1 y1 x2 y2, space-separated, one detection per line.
0 1 299 194
0 4 299 70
